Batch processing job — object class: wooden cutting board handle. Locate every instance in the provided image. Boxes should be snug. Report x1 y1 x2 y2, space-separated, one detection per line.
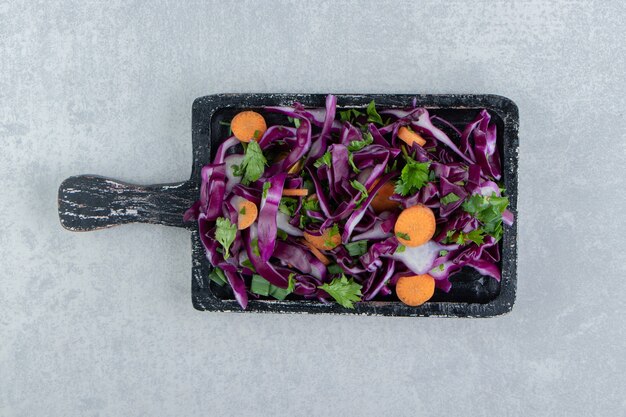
58 175 197 231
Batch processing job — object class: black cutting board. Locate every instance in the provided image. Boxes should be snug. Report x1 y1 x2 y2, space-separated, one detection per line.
58 93 518 317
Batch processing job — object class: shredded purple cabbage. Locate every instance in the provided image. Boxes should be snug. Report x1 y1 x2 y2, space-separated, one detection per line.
186 95 514 309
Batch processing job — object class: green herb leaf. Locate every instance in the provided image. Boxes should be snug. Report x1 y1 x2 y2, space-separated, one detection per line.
318 275 363 309
348 131 374 152
466 229 485 245
208 268 227 286
439 250 448 256
251 238 260 257
299 215 307 229
396 232 410 241
269 279 294 300
215 217 237 259
385 159 399 174
366 100 383 125
441 193 461 205
313 151 332 168
339 108 364 123
348 152 360 173
344 240 369 257
350 180 369 205
251 274 271 296
395 244 406 254
462 192 509 242
276 229 288 240
262 181 271 199
241 258 255 272
287 116 301 128
394 160 431 196
302 197 320 212
237 140 267 185
327 263 344 274
239 206 246 215
324 224 340 248
279 197 299 216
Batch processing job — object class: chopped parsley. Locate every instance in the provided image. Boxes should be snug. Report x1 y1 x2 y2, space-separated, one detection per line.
279 197 299 216
366 100 383 125
348 132 374 152
396 232 410 241
215 217 237 259
394 160 431 196
339 108 364 123
232 140 267 185
318 275 363 309
262 181 271 199
350 180 369 205
462 193 509 241
313 151 332 168
441 193 461 205
344 240 369 257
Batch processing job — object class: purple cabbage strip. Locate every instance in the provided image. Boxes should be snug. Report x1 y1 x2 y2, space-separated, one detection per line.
305 166 332 218
198 214 224 267
329 144 351 198
213 136 240 164
368 124 390 147
200 163 227 221
258 174 287 262
242 228 290 288
431 115 463 137
359 236 399 272
275 118 312 175
258 125 296 150
309 94 337 160
274 240 327 281
439 176 468 217
339 122 362 147
342 172 397 243
363 259 396 301
471 110 501 180
183 200 201 222
219 263 248 309
231 183 261 205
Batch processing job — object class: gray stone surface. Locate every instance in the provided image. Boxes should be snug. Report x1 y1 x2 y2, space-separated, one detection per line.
1 0 625 416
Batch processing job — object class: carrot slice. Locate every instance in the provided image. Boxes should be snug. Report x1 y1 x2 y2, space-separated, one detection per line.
394 204 436 247
236 200 258 230
398 126 426 147
370 181 399 213
303 228 341 251
231 111 267 143
282 188 309 197
301 239 331 265
396 274 435 306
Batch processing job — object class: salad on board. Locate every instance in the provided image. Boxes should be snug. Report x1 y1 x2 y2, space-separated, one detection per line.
184 95 513 309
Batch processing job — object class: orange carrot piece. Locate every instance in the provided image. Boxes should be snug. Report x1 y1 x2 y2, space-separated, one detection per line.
398 126 426 147
231 111 267 143
396 274 435 306
301 239 331 265
236 200 258 230
394 204 436 247
303 228 341 251
370 181 399 213
282 188 309 197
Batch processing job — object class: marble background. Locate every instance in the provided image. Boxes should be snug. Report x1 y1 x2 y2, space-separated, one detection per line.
1 1 624 416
